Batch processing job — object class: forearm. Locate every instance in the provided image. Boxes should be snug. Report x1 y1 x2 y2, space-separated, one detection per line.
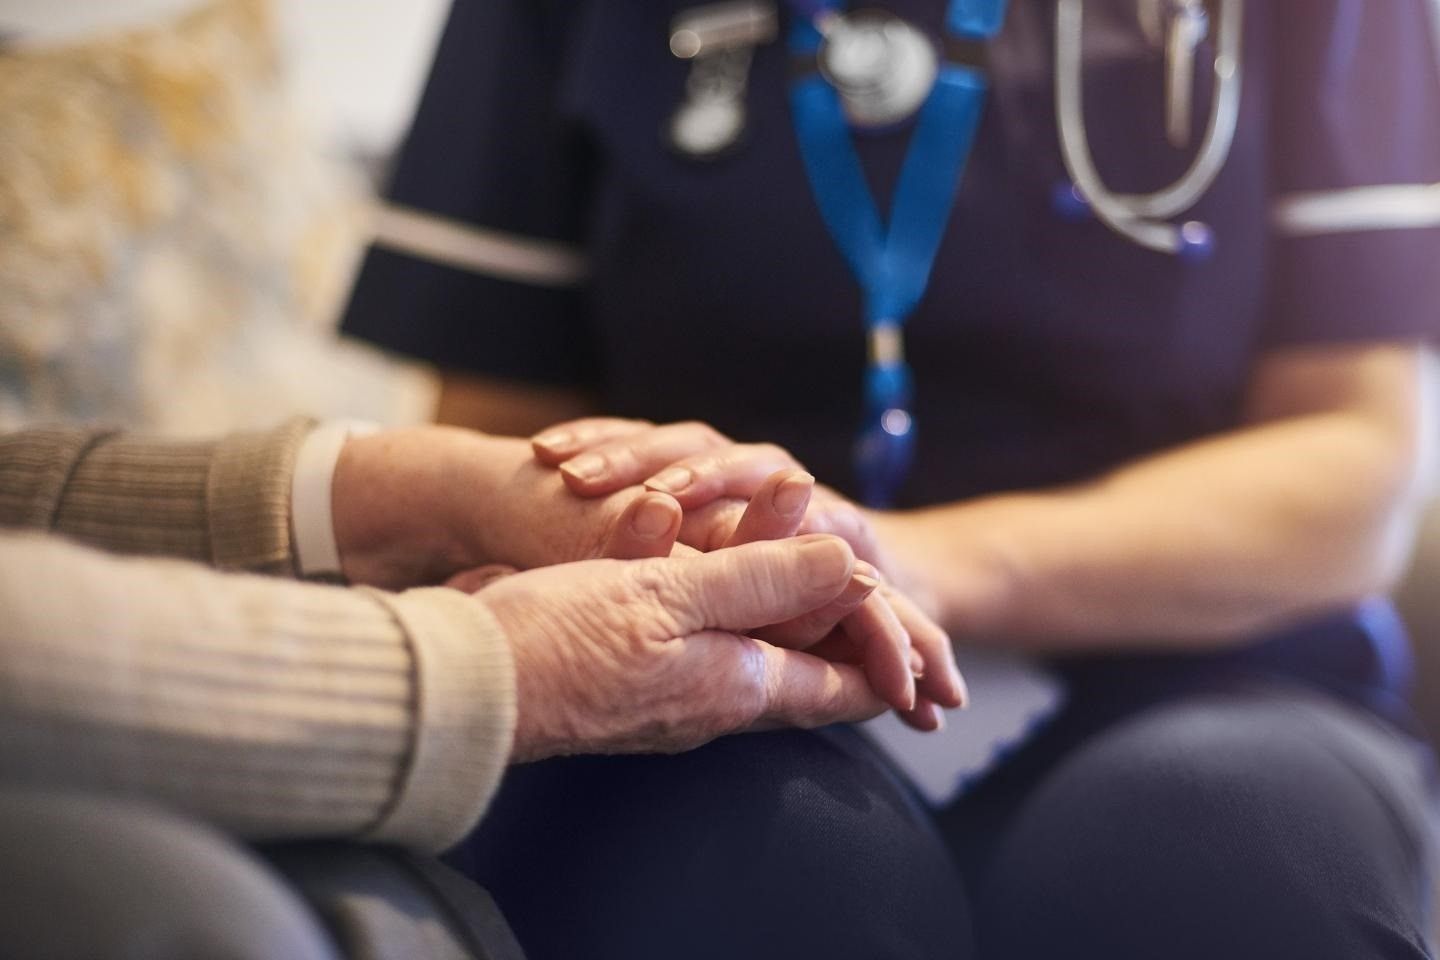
0 534 515 851
884 407 1434 651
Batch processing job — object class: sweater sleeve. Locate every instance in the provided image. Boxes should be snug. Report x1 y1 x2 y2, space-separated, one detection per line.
0 418 314 575
0 533 516 852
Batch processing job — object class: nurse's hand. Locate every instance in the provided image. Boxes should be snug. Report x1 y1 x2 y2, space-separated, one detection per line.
532 418 886 554
531 418 966 724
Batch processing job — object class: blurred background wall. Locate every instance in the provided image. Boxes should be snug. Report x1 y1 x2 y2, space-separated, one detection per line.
0 0 448 165
0 0 449 433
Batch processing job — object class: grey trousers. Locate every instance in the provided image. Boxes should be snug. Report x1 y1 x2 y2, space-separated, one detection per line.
0 790 524 960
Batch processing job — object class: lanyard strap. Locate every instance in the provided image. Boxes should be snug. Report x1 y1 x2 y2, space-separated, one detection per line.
788 0 1007 505
947 0 1008 37
790 68 986 328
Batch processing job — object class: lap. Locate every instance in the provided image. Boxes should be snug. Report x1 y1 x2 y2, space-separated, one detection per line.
449 726 974 960
450 683 1436 960
0 789 338 960
0 788 521 960
948 684 1438 960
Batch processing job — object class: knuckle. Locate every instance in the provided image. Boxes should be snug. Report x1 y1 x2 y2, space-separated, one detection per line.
754 442 795 465
712 641 770 728
571 418 615 439
677 421 725 446
658 639 766 749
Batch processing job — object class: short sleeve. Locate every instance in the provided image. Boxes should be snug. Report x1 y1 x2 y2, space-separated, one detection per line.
1265 0 1440 346
340 0 600 386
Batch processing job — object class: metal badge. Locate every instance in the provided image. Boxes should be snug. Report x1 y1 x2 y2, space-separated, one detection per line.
667 1 778 159
668 47 755 158
818 10 938 129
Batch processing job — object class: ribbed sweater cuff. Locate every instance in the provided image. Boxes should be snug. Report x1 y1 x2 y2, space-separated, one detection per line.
39 418 315 574
207 418 315 574
362 587 517 852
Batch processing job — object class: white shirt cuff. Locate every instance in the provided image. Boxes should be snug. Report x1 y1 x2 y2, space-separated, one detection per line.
291 420 381 578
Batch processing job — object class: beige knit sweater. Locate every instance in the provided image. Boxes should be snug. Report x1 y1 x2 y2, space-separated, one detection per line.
0 420 516 852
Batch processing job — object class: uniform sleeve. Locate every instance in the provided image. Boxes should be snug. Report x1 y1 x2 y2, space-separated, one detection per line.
1264 0 1440 346
340 0 600 387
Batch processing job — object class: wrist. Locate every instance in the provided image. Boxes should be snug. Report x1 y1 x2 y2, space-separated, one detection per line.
291 420 379 579
867 505 1019 640
475 575 576 764
861 508 943 617
333 427 508 588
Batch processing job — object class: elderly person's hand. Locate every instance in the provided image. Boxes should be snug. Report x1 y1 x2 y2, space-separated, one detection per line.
529 418 968 729
330 427 666 587
451 475 930 717
477 535 894 759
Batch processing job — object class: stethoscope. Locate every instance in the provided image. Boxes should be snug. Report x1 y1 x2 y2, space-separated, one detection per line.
669 0 1245 256
666 0 1246 505
1053 0 1245 258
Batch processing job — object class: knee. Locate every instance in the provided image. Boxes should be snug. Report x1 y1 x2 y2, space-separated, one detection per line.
472 727 949 882
459 728 972 960
0 791 336 960
977 695 1431 960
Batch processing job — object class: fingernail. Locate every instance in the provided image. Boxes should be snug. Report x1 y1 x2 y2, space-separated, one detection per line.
842 573 880 605
646 467 693 494
631 495 676 539
905 676 918 712
799 537 851 588
934 709 947 731
771 471 814 516
561 454 606 482
910 648 926 677
533 430 572 450
947 647 968 708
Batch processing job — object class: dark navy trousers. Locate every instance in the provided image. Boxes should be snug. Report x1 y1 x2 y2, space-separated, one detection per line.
450 680 1437 960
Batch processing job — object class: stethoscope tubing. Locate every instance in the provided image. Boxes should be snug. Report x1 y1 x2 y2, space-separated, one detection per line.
1054 0 1244 255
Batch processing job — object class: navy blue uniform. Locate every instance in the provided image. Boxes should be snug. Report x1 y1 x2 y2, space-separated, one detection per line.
346 2 1440 957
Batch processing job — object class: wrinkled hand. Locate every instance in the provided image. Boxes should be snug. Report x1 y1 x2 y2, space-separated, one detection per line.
530 418 967 729
477 535 894 760
449 474 926 716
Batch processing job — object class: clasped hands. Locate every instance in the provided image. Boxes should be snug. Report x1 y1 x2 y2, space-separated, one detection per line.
331 419 965 763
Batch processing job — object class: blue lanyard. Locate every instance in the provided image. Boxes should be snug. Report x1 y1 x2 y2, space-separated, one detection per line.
788 0 1007 506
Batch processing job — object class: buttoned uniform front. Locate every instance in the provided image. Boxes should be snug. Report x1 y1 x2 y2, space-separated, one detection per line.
344 2 1440 958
